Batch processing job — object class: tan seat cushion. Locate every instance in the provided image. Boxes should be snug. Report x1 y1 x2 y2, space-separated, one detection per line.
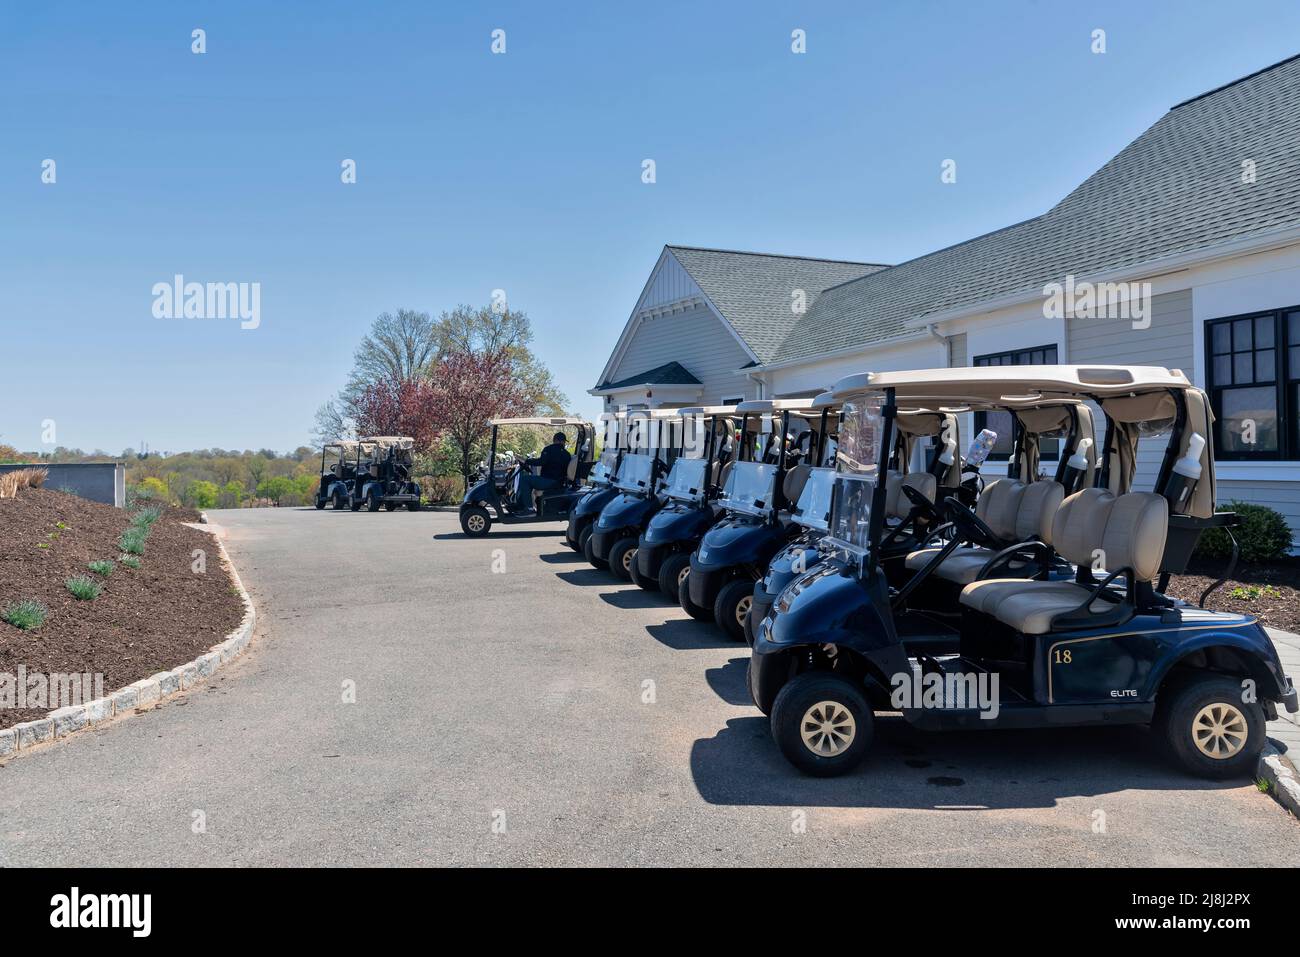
959 579 1099 635
884 471 938 520
906 546 999 585
783 465 812 505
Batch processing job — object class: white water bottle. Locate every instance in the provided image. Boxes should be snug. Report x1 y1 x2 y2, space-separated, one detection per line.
1163 433 1205 515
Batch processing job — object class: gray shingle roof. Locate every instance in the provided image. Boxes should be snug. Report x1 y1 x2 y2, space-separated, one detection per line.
666 246 887 362
769 53 1300 365
597 360 701 391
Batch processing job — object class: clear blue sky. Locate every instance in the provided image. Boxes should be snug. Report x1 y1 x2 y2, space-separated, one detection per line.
4 0 1299 454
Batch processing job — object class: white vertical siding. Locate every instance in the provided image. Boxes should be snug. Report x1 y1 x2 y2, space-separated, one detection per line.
1067 290 1194 493
610 303 756 403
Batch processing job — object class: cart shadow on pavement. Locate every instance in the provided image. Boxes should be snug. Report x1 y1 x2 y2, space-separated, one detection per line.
555 568 619 587
432 530 564 540
689 716 1243 809
704 657 753 706
600 589 675 610
645 619 741 650
537 550 586 564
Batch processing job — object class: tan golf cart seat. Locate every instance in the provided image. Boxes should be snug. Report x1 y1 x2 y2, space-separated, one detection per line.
884 471 937 520
903 478 1064 584
959 488 1168 634
783 464 814 505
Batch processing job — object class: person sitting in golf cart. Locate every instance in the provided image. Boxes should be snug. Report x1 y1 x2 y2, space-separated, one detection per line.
514 431 572 514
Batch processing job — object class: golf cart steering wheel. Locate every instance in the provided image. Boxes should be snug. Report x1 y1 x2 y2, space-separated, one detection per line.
944 498 1000 548
901 484 942 525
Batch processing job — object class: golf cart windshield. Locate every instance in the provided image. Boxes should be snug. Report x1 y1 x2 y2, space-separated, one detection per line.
721 461 778 516
589 449 619 485
828 396 885 552
793 468 834 530
614 453 655 493
663 457 708 503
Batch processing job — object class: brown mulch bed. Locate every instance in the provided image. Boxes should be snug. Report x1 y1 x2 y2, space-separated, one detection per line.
1165 556 1300 634
0 489 245 729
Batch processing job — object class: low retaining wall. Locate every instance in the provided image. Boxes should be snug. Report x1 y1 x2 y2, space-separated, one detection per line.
0 462 125 507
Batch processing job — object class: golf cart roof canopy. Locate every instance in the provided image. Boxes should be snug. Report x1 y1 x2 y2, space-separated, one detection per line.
735 398 821 415
489 417 593 428
811 391 838 409
832 365 1192 406
358 435 415 452
323 439 363 453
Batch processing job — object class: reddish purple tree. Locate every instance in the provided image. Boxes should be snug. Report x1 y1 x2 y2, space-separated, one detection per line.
427 347 533 490
354 378 441 449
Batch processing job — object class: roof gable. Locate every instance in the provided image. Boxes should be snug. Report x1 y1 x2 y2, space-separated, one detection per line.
596 360 702 391
666 246 887 363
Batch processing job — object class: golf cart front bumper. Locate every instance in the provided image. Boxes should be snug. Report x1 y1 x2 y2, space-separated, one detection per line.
590 528 618 563
635 542 669 581
1283 675 1298 713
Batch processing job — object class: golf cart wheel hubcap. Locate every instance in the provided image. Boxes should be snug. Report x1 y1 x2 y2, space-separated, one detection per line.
800 701 856 757
467 514 485 532
678 566 690 587
1191 702 1248 759
735 595 752 626
623 549 635 571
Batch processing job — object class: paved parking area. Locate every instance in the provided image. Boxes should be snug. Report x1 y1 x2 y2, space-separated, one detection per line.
0 507 1296 866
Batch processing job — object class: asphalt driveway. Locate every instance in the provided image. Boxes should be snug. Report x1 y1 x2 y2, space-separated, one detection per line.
0 506 1295 866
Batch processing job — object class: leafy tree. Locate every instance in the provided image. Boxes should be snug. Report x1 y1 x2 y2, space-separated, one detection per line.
136 476 170 501
428 346 533 490
220 480 246 508
354 378 442 448
257 476 295 505
188 480 219 509
435 304 566 415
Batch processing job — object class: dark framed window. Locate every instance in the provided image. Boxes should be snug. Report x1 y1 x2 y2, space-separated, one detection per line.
1205 308 1300 460
973 344 1059 460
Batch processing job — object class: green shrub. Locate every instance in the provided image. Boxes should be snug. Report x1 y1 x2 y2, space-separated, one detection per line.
119 554 141 569
1195 501 1293 564
65 575 102 600
2 599 47 630
131 505 162 527
88 559 115 577
119 527 149 555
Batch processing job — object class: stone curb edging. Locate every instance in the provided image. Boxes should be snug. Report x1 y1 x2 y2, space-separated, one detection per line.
1258 744 1300 818
0 526 255 760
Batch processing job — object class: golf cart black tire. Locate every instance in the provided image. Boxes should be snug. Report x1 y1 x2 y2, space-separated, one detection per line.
581 525 607 569
771 672 873 777
658 552 691 601
333 491 348 510
350 497 362 512
714 579 753 642
314 499 325 510
460 506 492 537
1155 673 1265 779
678 571 714 621
367 491 382 512
607 537 638 582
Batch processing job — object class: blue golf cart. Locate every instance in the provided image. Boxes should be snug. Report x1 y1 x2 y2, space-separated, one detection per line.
751 365 1297 779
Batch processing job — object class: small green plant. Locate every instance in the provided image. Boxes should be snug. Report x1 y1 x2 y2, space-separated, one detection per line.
2 600 47 631
1256 777 1273 794
119 527 148 555
65 575 102 600
36 542 49 549
55 521 69 530
88 559 115 577
131 505 162 528
1229 584 1281 601
119 554 141 569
